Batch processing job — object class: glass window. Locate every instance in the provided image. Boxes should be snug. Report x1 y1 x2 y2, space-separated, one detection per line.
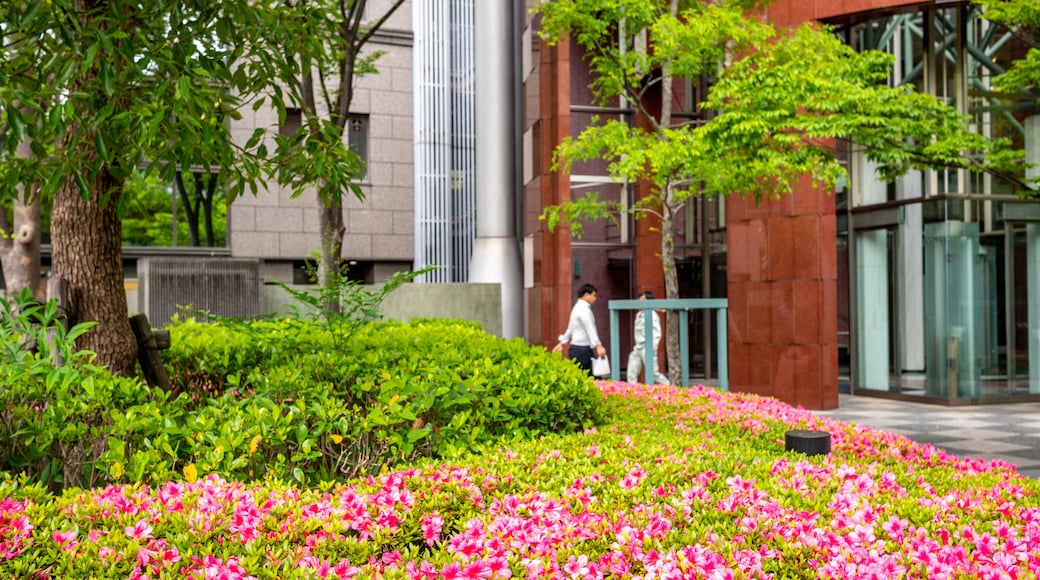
281 109 369 180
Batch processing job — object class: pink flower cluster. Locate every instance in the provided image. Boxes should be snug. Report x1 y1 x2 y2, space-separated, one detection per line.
0 498 33 559
0 382 1037 578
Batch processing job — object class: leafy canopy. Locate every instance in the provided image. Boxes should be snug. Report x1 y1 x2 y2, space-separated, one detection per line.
0 0 362 209
975 0 1040 97
536 0 1029 229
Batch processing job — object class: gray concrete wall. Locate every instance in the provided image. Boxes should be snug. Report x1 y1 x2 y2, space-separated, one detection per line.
128 273 502 334
261 282 503 336
128 282 502 335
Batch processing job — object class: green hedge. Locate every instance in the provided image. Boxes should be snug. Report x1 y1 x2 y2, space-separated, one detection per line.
0 314 606 490
164 318 607 474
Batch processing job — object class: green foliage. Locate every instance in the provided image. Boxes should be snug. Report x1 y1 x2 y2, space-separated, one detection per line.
701 25 1027 199
0 298 607 491
540 190 620 237
0 291 174 490
275 259 435 351
535 0 1033 232
975 0 1040 98
538 0 772 105
162 317 607 482
0 312 605 490
120 171 228 247
0 0 362 208
0 289 95 365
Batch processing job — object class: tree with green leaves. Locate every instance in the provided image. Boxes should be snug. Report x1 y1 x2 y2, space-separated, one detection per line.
119 171 227 248
536 0 1029 383
0 0 361 374
976 0 1040 99
277 0 407 310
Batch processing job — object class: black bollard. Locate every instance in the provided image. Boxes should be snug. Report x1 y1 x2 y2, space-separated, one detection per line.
785 430 831 456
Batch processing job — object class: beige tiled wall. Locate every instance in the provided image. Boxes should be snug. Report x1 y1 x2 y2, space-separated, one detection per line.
230 5 414 272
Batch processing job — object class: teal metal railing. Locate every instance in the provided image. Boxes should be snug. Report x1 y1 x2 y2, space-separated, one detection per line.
607 298 728 389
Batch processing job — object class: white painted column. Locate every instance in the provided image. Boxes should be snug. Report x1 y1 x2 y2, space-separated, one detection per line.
856 231 890 390
898 172 925 372
1026 116 1040 392
854 154 890 391
469 0 523 338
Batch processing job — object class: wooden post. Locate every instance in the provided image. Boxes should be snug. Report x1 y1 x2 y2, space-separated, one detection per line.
129 313 172 390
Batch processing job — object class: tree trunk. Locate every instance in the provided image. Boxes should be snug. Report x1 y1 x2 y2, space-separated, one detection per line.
1 137 45 301
300 67 347 310
175 171 201 247
203 172 217 246
46 0 135 376
318 202 345 313
51 175 136 375
1 203 45 303
658 3 679 383
660 187 681 385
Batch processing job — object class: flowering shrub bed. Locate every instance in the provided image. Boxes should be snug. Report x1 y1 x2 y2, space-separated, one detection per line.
2 382 1039 578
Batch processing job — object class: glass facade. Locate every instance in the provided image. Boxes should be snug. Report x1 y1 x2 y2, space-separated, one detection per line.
841 5 1040 403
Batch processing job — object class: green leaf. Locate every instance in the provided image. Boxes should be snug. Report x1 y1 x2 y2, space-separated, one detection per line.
73 171 90 198
84 41 100 70
19 1 41 27
6 108 26 143
95 131 110 163
99 60 114 97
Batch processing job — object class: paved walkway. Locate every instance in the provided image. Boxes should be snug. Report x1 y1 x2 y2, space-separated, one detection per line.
814 394 1040 478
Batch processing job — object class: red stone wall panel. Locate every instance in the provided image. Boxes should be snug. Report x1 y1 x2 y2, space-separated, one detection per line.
536 40 574 349
793 215 821 280
727 279 748 344
727 185 839 410
767 218 795 280
766 0 932 26
771 280 795 344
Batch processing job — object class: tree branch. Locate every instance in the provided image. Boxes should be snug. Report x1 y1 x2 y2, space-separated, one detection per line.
630 205 664 222
318 67 335 117
354 0 407 49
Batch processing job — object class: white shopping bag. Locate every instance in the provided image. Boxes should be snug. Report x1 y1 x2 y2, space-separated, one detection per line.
591 355 610 378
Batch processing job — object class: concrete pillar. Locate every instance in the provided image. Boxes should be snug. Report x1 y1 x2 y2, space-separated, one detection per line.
470 0 523 338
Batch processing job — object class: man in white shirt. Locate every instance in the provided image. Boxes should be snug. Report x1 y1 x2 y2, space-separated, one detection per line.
627 291 669 385
553 283 607 376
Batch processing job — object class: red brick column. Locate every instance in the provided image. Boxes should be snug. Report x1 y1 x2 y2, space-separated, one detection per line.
633 108 665 300
727 177 838 410
536 40 573 348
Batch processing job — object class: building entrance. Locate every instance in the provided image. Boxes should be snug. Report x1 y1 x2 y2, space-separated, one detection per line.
850 204 1040 403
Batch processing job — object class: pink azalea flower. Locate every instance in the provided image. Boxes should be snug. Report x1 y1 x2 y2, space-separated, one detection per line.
442 562 463 580
406 560 438 580
460 560 494 580
563 554 591 579
421 513 443 546
125 519 154 541
332 559 361 579
52 529 76 546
